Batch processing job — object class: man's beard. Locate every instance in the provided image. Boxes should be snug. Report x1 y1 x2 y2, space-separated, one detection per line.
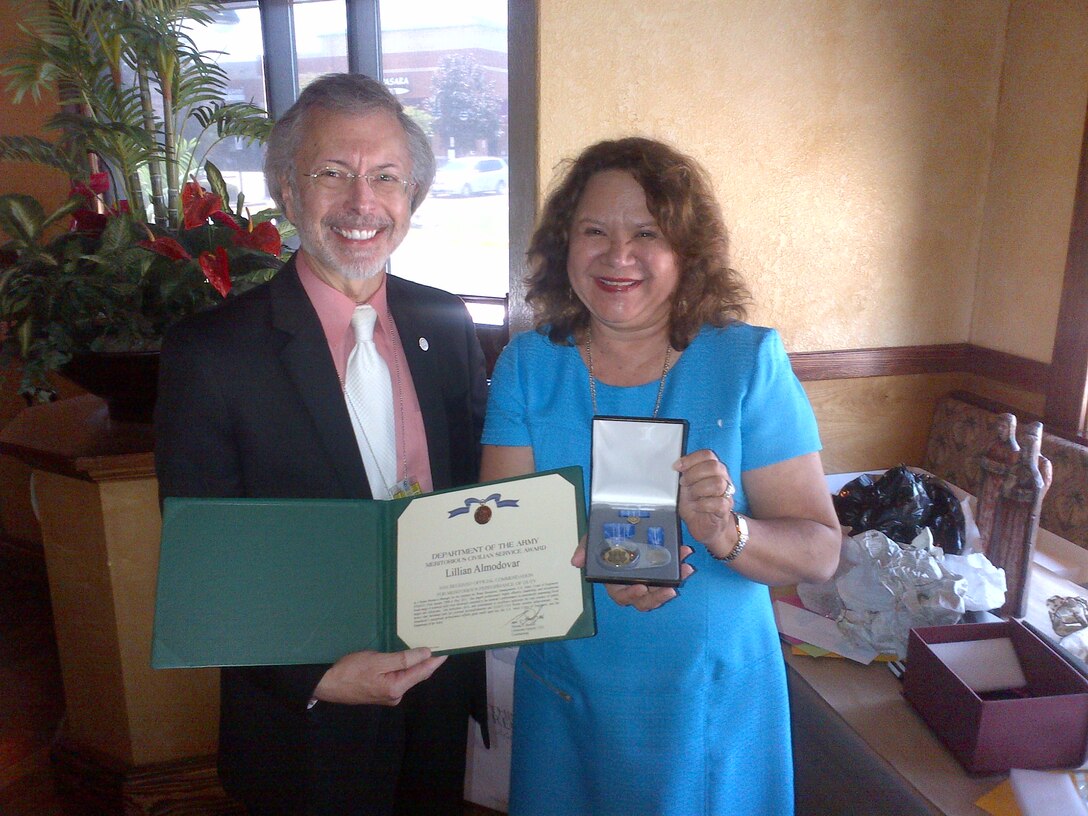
298 214 394 281
336 261 384 281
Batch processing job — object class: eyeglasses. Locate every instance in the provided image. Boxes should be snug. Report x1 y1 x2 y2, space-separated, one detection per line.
302 168 414 198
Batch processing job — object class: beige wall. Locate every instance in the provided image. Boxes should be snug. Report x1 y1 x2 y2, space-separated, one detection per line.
0 3 69 214
972 0 1088 364
538 0 1088 365
0 5 80 544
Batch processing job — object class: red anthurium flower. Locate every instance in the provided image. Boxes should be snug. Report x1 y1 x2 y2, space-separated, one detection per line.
234 221 282 256
181 180 202 201
70 172 110 205
139 236 192 261
180 180 204 211
88 172 110 195
210 209 241 230
198 246 232 297
181 181 224 229
70 208 110 235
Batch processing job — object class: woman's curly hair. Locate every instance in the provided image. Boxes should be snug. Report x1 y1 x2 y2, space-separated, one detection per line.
526 137 750 349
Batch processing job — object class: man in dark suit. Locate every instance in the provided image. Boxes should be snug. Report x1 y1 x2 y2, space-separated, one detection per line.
155 73 488 816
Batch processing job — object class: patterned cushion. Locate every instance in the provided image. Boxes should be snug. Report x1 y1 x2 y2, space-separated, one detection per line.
923 397 1005 498
1040 433 1088 549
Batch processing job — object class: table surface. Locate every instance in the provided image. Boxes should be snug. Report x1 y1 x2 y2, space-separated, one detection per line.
786 473 1088 815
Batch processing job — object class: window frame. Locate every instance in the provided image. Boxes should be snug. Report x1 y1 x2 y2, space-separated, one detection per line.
243 0 535 332
256 0 381 116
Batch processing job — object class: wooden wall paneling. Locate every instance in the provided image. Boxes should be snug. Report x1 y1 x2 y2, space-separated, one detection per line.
958 373 1047 419
802 373 967 474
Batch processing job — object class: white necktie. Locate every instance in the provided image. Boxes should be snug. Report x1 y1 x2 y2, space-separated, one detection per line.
344 304 396 499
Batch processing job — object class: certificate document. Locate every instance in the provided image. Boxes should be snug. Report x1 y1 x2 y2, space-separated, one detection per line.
396 472 588 652
152 467 595 668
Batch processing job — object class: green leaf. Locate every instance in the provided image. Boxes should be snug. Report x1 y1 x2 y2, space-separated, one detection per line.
6 295 32 315
204 160 230 207
95 212 141 255
0 134 81 175
16 315 33 357
39 196 85 232
0 194 47 244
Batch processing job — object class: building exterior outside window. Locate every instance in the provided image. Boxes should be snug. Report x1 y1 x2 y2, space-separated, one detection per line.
188 0 511 322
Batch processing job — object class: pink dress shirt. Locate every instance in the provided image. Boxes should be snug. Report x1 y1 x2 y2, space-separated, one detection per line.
296 257 433 495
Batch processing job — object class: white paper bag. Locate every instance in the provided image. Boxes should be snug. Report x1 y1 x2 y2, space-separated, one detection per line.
464 647 518 812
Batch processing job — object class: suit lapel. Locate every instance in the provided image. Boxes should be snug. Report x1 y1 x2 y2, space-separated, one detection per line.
269 261 372 498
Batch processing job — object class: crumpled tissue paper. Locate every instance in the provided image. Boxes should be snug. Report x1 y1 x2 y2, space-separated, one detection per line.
798 526 1006 659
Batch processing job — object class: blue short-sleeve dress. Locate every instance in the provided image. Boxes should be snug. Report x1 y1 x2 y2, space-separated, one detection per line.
483 322 821 816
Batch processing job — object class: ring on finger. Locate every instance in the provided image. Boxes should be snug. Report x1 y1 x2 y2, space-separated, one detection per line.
722 480 736 499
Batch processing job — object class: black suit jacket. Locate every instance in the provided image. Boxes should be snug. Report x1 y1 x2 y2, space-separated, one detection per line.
155 259 488 815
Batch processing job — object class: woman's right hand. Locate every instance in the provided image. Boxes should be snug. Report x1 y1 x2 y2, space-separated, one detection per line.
572 540 694 612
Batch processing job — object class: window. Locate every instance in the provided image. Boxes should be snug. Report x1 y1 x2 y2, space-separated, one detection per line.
181 3 274 212
186 0 533 331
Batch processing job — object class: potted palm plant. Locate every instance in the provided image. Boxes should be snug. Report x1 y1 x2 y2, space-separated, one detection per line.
0 0 289 419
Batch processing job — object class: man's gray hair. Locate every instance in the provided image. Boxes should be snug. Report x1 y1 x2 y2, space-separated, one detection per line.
264 73 435 213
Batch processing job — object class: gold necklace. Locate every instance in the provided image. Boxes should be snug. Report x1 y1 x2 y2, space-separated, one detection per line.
585 327 672 418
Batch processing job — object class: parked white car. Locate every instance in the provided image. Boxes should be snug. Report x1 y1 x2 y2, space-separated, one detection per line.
431 156 509 197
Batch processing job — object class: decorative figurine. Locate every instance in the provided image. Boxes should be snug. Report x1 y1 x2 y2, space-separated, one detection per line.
976 418 1050 618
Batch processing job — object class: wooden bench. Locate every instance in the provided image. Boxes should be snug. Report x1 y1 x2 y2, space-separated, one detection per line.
923 390 1088 550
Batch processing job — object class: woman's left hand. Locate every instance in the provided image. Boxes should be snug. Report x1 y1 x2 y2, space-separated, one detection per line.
675 449 737 546
571 540 695 612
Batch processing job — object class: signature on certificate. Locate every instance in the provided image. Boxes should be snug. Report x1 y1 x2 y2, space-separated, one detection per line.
507 605 545 628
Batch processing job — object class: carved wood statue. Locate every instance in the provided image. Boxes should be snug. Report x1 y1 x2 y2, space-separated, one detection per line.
975 416 1052 618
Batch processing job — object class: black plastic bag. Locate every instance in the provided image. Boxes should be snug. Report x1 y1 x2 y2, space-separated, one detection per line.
833 465 966 554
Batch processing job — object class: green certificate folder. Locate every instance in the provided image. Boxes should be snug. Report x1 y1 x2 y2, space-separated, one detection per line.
152 467 594 668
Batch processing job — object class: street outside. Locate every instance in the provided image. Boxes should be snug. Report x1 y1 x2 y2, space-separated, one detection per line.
394 190 510 306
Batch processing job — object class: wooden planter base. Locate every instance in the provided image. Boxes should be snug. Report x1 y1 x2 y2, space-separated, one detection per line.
51 736 242 816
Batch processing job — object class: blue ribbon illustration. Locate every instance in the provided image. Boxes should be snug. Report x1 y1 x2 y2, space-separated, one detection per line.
448 493 520 518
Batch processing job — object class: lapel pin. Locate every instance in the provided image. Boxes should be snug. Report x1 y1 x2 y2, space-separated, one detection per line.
418 337 429 351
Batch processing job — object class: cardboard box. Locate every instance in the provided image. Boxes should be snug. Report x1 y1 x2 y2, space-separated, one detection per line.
585 416 687 587
903 620 1088 775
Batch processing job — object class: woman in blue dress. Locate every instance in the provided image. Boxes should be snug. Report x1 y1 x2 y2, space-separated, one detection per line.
481 137 842 816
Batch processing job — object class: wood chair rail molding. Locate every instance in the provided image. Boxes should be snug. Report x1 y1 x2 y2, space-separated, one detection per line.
789 342 1048 393
788 341 1084 444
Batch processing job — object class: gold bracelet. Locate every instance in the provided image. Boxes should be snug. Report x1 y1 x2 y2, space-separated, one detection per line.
715 511 749 562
